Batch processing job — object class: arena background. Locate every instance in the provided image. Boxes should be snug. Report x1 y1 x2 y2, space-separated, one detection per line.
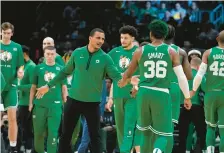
1 1 224 63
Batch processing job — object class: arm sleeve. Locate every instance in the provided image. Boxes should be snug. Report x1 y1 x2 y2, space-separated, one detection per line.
48 52 75 88
193 62 207 91
17 45 25 67
173 65 190 99
105 55 121 82
18 65 36 91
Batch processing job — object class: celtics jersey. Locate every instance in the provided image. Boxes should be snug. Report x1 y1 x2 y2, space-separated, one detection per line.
108 45 139 98
0 41 24 91
18 60 36 106
32 63 66 107
206 47 224 91
1 72 6 93
139 43 173 88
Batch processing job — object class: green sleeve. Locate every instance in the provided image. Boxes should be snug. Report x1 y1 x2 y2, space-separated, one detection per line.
18 65 36 91
17 45 25 67
1 72 6 93
56 55 65 66
32 66 39 85
107 48 116 59
105 55 121 82
48 52 75 88
201 76 206 92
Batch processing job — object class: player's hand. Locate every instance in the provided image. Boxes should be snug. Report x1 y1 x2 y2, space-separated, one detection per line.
130 76 139 86
118 79 129 88
184 98 192 110
190 90 196 98
130 86 138 98
36 85 49 99
105 98 113 112
63 95 67 103
28 103 33 112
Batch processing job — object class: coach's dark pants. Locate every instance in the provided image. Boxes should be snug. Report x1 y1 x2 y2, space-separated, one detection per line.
17 106 33 150
58 96 101 153
178 104 206 153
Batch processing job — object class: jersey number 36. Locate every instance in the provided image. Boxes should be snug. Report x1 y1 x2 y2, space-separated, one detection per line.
144 60 167 78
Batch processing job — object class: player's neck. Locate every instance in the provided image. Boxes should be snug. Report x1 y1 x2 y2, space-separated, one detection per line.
87 45 98 53
1 39 11 45
218 43 224 48
123 44 133 50
151 39 164 46
164 39 173 45
24 57 30 62
46 61 55 66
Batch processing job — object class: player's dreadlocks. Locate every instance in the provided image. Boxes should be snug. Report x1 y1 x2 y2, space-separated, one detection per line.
148 20 168 39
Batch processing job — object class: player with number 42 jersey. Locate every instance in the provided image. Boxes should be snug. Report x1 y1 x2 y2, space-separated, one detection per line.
192 30 224 153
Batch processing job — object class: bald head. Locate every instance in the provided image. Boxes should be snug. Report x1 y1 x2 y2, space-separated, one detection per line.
190 57 202 70
43 37 55 49
217 30 224 44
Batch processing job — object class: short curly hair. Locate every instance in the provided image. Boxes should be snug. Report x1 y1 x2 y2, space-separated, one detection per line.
119 25 138 38
148 20 168 39
165 24 175 40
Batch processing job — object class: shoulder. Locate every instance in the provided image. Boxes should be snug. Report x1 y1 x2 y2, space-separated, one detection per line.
108 46 120 56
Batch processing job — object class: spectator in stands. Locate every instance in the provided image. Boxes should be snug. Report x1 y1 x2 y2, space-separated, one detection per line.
138 1 157 22
171 3 186 22
188 2 200 22
157 3 168 20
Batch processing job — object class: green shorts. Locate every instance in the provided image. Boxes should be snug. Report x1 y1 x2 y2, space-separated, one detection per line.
204 91 224 128
1 86 18 110
170 82 181 124
136 87 173 137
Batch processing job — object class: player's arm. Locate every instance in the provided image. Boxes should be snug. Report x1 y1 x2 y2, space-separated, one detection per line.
170 47 190 99
18 65 36 91
47 52 76 88
179 48 192 80
192 49 210 92
1 72 6 93
29 66 38 111
122 48 142 83
61 79 68 103
105 55 122 82
17 45 25 68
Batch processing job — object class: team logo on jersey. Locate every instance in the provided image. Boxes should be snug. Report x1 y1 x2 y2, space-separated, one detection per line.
0 50 12 61
13 48 17 51
56 67 60 71
96 60 100 63
44 71 56 82
67 75 72 85
119 56 130 69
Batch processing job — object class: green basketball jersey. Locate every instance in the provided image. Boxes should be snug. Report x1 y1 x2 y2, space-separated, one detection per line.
138 43 173 88
32 63 66 107
0 41 24 91
108 45 139 98
206 47 224 91
1 72 6 93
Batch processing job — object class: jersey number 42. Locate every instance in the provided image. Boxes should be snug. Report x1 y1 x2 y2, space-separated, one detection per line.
209 61 224 76
144 60 167 78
